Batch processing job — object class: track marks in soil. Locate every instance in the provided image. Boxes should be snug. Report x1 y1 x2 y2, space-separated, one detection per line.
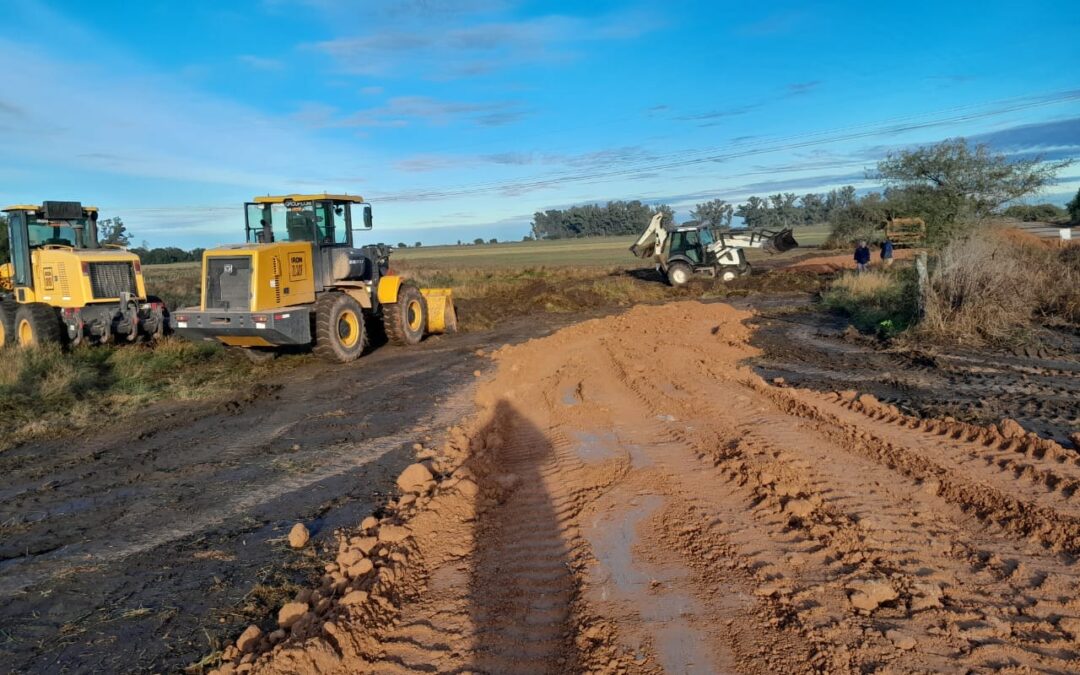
246 301 1080 674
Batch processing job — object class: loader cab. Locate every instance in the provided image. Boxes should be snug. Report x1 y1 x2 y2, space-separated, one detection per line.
244 195 371 248
666 226 714 266
2 202 99 289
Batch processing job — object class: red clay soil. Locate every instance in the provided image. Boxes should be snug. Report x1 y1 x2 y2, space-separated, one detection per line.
779 248 918 274
212 301 1080 674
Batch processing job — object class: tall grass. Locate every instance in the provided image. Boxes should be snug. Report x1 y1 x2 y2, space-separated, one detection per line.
822 269 918 337
0 339 263 451
919 229 1080 345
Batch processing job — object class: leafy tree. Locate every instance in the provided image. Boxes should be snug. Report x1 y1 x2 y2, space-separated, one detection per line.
690 199 734 230
396 242 408 248
530 200 670 239
873 138 1071 243
1001 203 1067 222
473 237 485 245
1067 188 1080 224
488 238 498 244
98 216 130 246
735 196 770 228
414 241 422 248
799 193 827 225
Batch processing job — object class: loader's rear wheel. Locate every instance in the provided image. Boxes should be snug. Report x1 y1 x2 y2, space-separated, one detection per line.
0 299 16 349
14 303 64 347
314 292 367 363
667 262 692 287
382 283 426 346
719 268 738 282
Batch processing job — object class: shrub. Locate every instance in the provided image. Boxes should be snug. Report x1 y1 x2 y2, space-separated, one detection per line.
1002 203 1067 222
822 268 918 337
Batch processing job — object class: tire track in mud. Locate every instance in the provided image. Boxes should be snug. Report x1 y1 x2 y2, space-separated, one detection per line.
232 301 1080 675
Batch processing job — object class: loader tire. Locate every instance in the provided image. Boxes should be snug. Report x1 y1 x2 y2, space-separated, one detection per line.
313 292 367 363
14 303 64 347
667 262 692 287
0 298 16 349
382 282 426 346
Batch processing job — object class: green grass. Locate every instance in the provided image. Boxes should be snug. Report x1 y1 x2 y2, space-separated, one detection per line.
0 339 305 451
821 268 919 338
393 225 831 269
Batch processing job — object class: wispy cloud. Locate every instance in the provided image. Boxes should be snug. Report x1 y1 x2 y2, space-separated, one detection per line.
309 11 656 79
344 95 528 127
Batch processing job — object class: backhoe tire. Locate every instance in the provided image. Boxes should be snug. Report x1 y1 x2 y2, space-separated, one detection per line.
382 282 426 346
0 299 16 349
666 262 692 287
14 302 64 347
313 292 367 363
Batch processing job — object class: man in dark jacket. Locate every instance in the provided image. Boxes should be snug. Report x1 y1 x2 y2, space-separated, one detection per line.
880 239 894 267
854 240 871 272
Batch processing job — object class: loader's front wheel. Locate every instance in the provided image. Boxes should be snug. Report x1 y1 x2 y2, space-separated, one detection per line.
382 282 426 346
15 303 64 347
0 299 16 349
314 292 367 363
667 262 692 287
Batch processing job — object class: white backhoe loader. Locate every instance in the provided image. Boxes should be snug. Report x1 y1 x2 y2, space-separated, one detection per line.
630 213 798 286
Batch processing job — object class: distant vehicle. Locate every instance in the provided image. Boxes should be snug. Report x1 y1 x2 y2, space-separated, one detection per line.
172 194 455 363
884 217 926 247
630 213 798 286
0 201 166 348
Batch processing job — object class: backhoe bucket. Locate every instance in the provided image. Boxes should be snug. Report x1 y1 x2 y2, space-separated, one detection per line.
763 228 798 254
421 288 457 334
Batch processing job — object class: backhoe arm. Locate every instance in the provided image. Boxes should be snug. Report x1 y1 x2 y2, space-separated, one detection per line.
629 213 667 259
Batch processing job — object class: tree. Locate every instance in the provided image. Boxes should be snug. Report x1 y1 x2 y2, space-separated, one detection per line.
690 199 734 230
736 196 770 228
874 138 1071 243
654 204 675 228
473 237 485 245
397 242 408 248
1068 188 1080 224
488 238 498 244
98 216 130 246
414 241 422 248
1002 203 1067 222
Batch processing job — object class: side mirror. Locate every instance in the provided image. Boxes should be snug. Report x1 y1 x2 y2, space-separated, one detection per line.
363 204 373 230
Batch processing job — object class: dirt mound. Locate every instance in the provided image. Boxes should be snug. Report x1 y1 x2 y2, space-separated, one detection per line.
780 248 917 273
216 300 1080 674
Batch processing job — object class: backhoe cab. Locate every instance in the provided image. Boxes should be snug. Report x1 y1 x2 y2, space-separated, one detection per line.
630 213 798 286
0 201 166 348
173 194 455 363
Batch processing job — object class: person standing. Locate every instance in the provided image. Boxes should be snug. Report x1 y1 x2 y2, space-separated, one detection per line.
880 238 894 268
854 240 871 273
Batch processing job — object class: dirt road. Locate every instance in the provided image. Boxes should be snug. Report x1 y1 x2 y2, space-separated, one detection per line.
238 300 1080 674
0 314 593 673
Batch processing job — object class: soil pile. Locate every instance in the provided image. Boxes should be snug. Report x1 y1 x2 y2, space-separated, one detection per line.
219 301 1080 674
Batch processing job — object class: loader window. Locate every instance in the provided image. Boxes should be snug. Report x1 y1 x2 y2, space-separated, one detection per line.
27 219 86 248
670 230 703 264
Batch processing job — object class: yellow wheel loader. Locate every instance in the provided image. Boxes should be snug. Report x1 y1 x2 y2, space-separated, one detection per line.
172 194 455 363
0 201 166 348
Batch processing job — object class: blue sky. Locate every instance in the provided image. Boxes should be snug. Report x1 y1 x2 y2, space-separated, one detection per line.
2 0 1078 248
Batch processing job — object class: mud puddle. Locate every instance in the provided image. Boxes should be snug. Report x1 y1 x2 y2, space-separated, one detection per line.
585 491 729 674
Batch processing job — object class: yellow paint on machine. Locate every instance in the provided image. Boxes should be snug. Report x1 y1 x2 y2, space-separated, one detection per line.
216 335 276 347
421 288 456 334
200 242 316 311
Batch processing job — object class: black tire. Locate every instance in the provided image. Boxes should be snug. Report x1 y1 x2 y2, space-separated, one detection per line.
313 292 367 363
666 262 693 287
0 298 16 349
738 262 752 277
143 295 169 340
14 302 64 347
382 282 426 346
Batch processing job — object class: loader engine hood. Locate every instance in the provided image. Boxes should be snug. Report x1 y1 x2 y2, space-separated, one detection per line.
200 242 316 312
29 247 147 306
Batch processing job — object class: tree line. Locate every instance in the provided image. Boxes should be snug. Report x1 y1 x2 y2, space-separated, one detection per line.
530 200 674 240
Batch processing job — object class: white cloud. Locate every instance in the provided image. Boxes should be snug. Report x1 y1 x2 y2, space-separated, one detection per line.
237 54 284 70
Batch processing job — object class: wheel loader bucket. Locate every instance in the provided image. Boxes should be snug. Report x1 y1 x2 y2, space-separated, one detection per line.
763 228 799 254
420 288 457 334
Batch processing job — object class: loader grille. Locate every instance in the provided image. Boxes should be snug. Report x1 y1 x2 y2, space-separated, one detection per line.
88 262 138 299
206 256 252 310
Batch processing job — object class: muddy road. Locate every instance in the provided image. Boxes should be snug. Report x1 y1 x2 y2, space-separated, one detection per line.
0 314 597 674
232 300 1080 675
